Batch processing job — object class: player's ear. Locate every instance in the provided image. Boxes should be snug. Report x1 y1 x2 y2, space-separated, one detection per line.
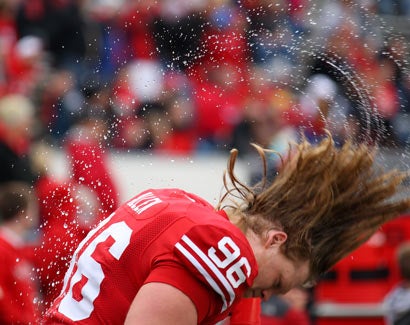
265 229 287 248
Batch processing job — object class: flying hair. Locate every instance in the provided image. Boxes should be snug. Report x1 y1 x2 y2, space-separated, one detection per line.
218 131 410 280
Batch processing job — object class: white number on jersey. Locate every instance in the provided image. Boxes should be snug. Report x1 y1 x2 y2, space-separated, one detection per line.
175 235 251 312
58 216 132 321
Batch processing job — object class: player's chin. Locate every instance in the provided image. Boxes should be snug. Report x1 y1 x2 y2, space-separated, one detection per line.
244 289 266 300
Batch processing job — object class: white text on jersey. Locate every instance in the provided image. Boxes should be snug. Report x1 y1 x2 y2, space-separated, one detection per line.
127 192 162 214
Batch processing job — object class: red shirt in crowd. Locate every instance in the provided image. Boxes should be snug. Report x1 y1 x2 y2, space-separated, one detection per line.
0 228 39 324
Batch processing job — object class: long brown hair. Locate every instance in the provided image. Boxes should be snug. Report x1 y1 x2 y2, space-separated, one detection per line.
218 131 410 280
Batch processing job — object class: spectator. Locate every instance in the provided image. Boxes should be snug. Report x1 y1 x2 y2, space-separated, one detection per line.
157 93 198 154
134 101 171 151
244 0 304 69
0 0 19 96
382 39 410 146
4 34 48 96
0 94 37 185
191 63 248 151
298 73 358 145
80 81 118 147
39 69 84 143
383 242 410 325
15 0 86 78
30 137 116 308
366 56 401 146
65 111 120 219
35 178 99 308
151 0 206 71
392 72 410 145
0 181 40 324
377 0 410 15
120 0 159 60
82 0 130 82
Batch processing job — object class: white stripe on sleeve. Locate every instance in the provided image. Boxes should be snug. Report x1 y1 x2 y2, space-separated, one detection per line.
175 234 236 312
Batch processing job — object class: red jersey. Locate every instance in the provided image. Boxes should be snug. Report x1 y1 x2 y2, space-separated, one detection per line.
0 228 39 324
44 188 258 324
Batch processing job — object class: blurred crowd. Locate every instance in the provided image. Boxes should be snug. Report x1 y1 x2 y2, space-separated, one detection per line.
0 0 410 323
0 0 410 159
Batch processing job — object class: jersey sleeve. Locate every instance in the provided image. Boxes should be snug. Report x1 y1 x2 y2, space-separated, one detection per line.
168 224 257 321
145 224 257 323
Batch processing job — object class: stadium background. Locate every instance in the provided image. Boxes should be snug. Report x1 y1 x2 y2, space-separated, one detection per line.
1 0 410 324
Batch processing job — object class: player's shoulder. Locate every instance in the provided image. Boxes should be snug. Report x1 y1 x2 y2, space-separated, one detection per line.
123 188 241 233
118 188 252 255
173 215 258 313
177 214 255 265
122 188 214 216
142 188 213 208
